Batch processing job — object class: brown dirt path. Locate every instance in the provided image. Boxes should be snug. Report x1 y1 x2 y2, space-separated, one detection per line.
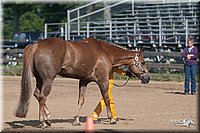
2 76 198 132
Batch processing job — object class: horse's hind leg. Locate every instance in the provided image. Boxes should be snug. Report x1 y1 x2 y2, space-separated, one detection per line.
35 78 53 128
33 79 52 127
73 80 88 126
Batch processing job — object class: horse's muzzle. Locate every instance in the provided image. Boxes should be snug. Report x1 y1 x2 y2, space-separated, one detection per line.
140 73 150 84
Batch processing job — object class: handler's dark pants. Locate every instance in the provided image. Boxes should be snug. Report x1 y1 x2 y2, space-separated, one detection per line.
184 64 197 94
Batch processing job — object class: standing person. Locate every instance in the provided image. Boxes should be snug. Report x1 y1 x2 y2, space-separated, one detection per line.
90 67 133 123
182 36 198 95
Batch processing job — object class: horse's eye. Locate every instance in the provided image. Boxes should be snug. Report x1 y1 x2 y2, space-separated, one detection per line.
141 61 145 64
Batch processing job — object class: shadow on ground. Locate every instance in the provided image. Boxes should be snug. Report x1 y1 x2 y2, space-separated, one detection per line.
5 116 134 129
165 91 185 95
5 117 75 129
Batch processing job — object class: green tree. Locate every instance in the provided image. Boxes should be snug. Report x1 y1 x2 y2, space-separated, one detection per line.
3 21 13 39
19 12 44 32
10 4 37 33
3 4 40 39
3 5 14 39
40 3 81 23
3 2 84 39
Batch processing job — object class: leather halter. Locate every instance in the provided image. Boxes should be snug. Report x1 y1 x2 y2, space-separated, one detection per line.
128 51 145 74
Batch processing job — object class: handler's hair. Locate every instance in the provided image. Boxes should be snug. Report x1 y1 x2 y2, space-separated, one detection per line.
188 36 194 43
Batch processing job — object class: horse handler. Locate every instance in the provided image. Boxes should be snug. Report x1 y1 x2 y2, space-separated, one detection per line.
90 67 133 123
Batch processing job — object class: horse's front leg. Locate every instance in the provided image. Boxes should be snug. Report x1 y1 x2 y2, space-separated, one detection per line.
99 80 117 125
73 80 88 126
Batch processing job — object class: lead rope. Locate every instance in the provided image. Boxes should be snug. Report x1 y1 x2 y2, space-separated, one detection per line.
114 76 131 87
114 48 138 87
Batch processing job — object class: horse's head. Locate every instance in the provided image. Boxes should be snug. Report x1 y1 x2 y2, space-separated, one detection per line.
128 49 150 84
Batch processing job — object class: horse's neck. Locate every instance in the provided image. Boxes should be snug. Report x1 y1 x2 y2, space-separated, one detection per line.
103 44 134 67
112 52 134 67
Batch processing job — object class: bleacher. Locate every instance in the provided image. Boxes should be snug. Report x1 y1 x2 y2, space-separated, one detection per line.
45 1 199 52
91 2 199 51
97 2 196 51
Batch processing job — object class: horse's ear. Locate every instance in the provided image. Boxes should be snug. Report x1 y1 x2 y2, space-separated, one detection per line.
138 48 142 52
139 47 143 51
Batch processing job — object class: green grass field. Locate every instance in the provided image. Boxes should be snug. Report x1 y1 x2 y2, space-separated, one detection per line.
2 64 199 82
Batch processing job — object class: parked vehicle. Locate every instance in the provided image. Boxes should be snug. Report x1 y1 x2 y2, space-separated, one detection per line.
3 32 44 49
2 32 44 66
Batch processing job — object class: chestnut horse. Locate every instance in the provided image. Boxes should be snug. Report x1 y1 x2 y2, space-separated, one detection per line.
15 37 150 128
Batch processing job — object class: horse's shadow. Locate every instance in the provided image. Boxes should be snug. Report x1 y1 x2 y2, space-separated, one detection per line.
6 119 40 128
6 116 134 129
165 91 185 95
6 117 78 129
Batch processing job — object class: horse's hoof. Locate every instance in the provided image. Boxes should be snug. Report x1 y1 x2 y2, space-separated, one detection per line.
110 121 117 125
94 119 101 124
38 123 49 128
72 121 81 126
110 119 117 125
45 120 52 127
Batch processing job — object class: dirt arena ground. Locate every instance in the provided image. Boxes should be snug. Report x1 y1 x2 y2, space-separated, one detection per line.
2 76 198 132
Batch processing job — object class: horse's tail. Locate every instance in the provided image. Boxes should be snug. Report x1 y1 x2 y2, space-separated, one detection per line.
15 43 37 118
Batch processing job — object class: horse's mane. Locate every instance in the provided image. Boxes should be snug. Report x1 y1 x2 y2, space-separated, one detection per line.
95 38 138 52
95 38 132 51
78 37 141 53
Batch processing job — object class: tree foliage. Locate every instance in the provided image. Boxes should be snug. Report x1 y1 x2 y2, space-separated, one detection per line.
19 12 44 32
3 1 108 39
3 2 81 39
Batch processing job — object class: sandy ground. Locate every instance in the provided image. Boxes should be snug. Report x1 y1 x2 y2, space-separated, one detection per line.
1 76 198 132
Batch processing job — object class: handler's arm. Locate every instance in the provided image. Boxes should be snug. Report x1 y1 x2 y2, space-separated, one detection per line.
190 47 199 60
182 48 187 59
